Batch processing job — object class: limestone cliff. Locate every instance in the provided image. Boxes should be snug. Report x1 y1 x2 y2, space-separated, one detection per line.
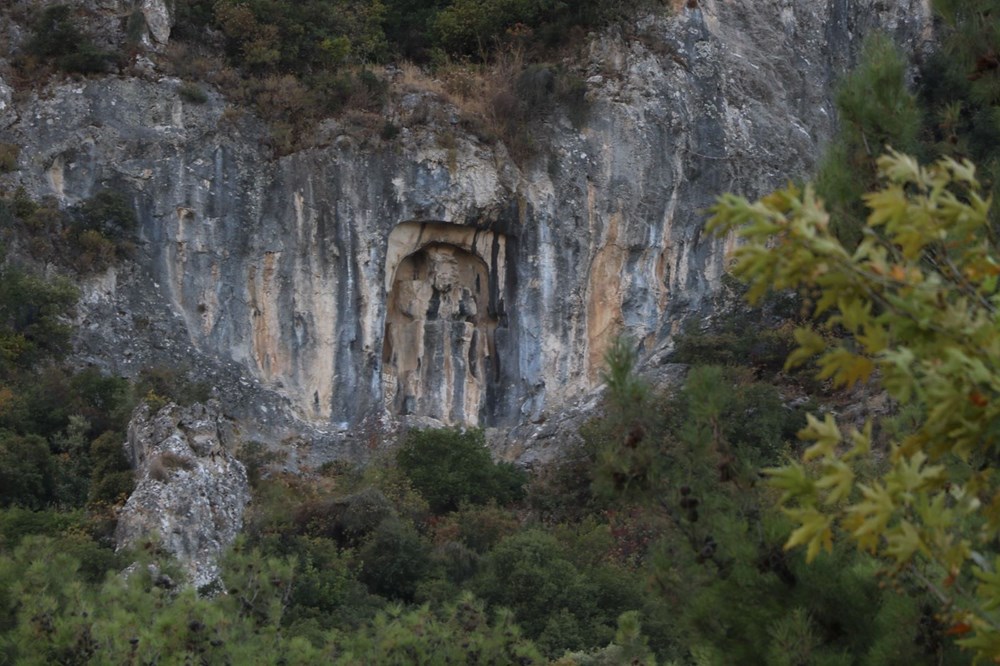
0 1 933 454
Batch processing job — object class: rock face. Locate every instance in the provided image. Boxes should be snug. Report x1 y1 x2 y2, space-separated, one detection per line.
0 1 934 449
115 401 250 588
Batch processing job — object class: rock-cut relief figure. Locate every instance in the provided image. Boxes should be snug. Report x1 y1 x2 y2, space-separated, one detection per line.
382 243 497 425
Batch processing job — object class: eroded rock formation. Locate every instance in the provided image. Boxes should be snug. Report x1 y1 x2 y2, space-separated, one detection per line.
0 0 935 451
115 401 250 588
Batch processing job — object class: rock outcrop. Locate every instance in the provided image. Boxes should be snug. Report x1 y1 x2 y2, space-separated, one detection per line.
115 400 250 588
140 0 172 46
0 1 935 455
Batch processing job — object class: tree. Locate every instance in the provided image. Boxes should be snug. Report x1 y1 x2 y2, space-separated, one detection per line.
815 33 922 248
395 428 525 513
921 0 1000 211
708 150 1000 659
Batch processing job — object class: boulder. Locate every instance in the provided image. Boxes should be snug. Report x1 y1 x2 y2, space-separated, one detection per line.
115 400 250 588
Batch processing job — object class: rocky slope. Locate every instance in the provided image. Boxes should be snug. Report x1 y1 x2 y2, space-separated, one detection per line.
0 0 933 459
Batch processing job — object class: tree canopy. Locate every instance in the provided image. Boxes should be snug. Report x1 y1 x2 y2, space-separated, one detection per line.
709 150 1000 660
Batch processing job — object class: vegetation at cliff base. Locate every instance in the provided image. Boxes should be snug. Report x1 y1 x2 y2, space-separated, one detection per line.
0 381 963 663
396 427 526 512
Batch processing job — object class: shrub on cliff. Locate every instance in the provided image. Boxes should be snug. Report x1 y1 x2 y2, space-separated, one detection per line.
815 33 922 248
26 5 117 74
213 0 387 74
396 428 526 513
431 0 654 59
0 266 77 371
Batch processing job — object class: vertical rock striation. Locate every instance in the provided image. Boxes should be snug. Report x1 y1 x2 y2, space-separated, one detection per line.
0 1 934 446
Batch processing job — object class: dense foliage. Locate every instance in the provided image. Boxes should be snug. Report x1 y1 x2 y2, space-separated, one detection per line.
171 0 653 66
922 0 1000 210
0 350 960 662
815 33 922 248
396 428 526 512
820 0 1000 246
0 257 134 510
25 4 118 74
763 6 1000 652
710 150 1000 660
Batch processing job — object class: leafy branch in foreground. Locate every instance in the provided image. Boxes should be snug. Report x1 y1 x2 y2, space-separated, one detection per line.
708 150 1000 659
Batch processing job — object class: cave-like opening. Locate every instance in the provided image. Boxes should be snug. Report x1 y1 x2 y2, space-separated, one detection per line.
381 223 509 426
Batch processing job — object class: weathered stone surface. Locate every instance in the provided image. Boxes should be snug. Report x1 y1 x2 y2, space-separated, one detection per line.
115 400 250 588
0 1 935 458
141 0 172 45
383 223 509 426
0 75 13 130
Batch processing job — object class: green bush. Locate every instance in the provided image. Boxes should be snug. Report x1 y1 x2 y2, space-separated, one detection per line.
213 0 387 74
671 305 798 372
432 0 539 56
88 430 134 506
330 593 543 663
0 508 85 548
291 487 397 545
27 5 117 74
71 190 136 243
0 144 19 173
27 5 85 59
169 0 217 40
0 433 54 509
583 337 964 664
358 517 433 601
178 81 209 104
396 428 526 513
382 0 445 61
431 0 645 59
815 33 922 247
278 535 380 630
472 529 643 657
0 268 77 371
435 501 521 553
68 368 132 436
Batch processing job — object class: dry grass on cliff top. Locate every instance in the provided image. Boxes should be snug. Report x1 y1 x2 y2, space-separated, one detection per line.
394 46 582 164
395 47 527 142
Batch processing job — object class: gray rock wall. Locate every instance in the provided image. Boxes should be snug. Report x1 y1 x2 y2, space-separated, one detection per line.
0 1 933 446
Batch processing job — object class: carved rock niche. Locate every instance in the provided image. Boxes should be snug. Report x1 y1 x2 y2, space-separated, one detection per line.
382 223 508 426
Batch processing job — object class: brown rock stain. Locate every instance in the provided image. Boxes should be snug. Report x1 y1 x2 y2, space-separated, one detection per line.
586 211 626 382
248 251 284 379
